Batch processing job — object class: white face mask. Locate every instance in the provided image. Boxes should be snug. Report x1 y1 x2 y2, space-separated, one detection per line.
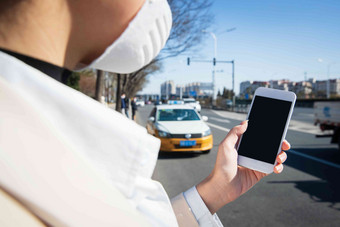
85 0 172 74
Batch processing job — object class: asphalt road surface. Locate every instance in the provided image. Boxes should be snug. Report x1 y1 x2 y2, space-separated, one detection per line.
136 105 340 226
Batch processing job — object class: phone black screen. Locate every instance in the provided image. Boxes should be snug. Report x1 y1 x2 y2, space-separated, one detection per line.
238 96 292 164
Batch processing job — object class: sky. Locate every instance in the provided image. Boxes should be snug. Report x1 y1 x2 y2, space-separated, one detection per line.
141 0 340 95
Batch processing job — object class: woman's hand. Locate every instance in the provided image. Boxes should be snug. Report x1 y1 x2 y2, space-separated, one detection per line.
196 120 290 214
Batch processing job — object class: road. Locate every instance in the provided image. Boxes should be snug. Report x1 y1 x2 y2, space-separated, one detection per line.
136 105 340 226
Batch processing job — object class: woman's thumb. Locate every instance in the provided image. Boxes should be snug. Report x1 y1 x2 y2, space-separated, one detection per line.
224 120 248 146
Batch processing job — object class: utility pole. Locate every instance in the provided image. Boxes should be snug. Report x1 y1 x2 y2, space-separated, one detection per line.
187 58 235 107
327 65 330 99
318 58 336 99
202 31 217 104
165 81 168 100
231 60 235 109
232 60 235 96
180 86 183 100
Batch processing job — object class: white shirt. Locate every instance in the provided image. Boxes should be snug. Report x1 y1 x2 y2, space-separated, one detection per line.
0 51 222 226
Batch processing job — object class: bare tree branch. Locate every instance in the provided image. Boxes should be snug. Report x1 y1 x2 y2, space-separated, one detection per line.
100 0 214 103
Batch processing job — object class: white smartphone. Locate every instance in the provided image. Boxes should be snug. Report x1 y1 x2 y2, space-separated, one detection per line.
237 87 296 174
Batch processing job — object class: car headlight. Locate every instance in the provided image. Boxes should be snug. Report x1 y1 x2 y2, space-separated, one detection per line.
202 129 211 137
158 130 171 138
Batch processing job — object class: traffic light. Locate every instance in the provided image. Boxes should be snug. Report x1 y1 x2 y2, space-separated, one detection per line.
213 58 216 66
187 57 190 66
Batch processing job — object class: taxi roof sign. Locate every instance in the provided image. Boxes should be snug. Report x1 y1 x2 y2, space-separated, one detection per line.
167 100 184 105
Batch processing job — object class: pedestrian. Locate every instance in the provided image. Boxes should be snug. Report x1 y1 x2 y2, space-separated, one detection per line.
0 0 289 226
121 93 129 118
131 97 138 121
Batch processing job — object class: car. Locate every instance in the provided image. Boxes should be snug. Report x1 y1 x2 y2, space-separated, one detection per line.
154 100 162 105
136 100 145 107
226 99 233 107
183 98 201 112
146 105 213 153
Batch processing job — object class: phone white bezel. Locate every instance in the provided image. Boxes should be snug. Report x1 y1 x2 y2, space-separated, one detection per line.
237 87 296 174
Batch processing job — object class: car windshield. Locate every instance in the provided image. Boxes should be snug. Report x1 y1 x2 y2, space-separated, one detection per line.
157 109 200 121
184 100 196 104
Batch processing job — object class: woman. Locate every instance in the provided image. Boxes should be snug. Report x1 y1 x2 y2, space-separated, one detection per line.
0 0 289 226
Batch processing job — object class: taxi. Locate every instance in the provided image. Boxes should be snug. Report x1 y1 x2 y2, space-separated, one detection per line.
146 105 213 153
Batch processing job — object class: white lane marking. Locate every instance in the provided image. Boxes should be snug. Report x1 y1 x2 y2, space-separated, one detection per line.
295 113 314 117
210 109 326 135
288 120 327 135
211 110 246 121
206 122 230 132
209 117 231 123
287 149 340 169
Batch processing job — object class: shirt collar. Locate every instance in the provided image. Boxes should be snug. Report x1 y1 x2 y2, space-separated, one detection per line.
0 48 72 84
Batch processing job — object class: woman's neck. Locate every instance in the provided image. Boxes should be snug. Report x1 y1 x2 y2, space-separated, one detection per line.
0 0 79 69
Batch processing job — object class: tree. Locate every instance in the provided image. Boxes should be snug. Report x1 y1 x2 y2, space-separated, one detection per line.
120 60 162 98
78 70 97 98
66 72 80 91
159 0 214 60
222 87 235 99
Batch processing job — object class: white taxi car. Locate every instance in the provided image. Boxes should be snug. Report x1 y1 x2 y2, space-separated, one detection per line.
146 105 213 153
183 98 201 112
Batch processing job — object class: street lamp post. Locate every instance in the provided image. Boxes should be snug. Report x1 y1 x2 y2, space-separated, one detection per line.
202 28 236 106
327 64 330 99
202 30 217 104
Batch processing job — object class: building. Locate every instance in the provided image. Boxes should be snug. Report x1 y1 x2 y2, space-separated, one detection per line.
176 85 184 98
269 79 292 91
239 77 340 98
239 80 269 97
160 80 175 99
240 81 252 94
293 81 312 98
315 78 340 97
330 79 340 95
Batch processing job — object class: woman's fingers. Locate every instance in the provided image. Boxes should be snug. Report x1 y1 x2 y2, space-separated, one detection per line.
276 151 287 164
274 151 287 174
282 140 290 151
274 163 284 174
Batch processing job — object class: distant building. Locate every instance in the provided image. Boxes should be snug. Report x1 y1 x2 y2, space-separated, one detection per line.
315 78 340 97
292 81 312 98
330 79 340 95
240 81 252 94
269 79 293 91
160 80 175 98
176 85 184 97
239 80 269 97
239 77 340 98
